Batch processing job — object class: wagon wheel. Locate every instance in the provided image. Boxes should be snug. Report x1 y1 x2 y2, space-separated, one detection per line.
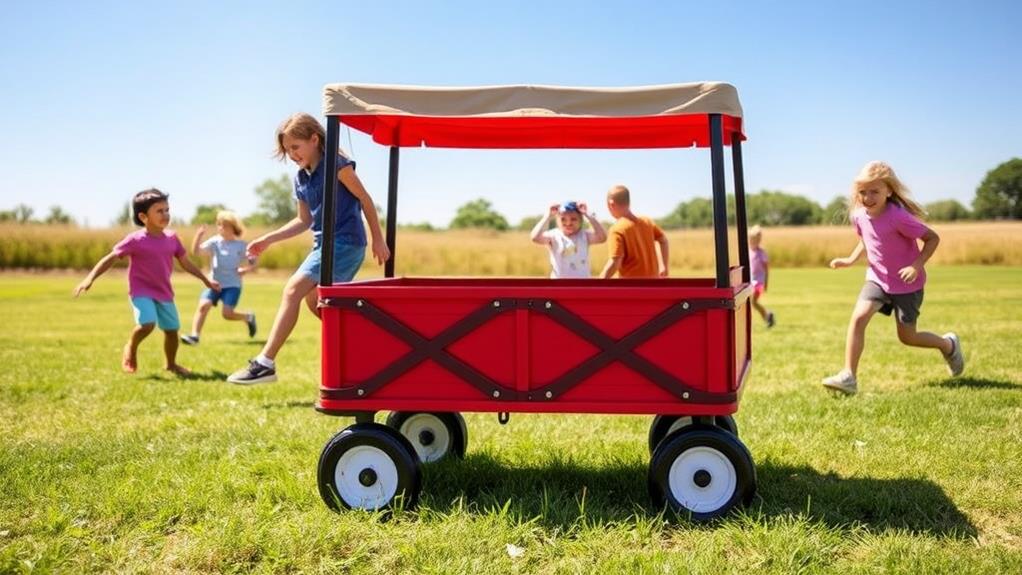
648 414 739 453
385 412 468 463
317 423 422 511
648 425 756 521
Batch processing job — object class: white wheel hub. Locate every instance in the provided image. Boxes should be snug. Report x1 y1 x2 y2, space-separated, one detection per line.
400 414 452 463
334 445 399 510
667 446 737 513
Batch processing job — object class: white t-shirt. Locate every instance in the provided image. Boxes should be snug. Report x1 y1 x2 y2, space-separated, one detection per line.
200 235 248 288
543 229 591 278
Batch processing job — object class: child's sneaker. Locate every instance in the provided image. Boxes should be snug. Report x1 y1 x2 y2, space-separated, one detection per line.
766 312 776 328
246 314 257 338
942 332 964 376
180 334 199 346
228 359 277 385
821 370 857 395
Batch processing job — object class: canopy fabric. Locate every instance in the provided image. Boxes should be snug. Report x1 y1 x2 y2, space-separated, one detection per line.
323 83 744 149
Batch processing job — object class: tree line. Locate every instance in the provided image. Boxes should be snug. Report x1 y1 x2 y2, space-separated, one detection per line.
4 158 1019 229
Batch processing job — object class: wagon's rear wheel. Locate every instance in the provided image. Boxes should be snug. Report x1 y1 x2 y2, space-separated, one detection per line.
385 411 468 463
648 425 756 521
648 414 739 453
318 423 422 511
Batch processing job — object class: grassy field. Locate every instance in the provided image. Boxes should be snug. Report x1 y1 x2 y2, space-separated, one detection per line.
3 221 1022 273
1 266 1021 573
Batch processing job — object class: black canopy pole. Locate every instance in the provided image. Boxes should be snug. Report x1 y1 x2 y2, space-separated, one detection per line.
732 133 750 284
320 116 340 287
384 146 400 278
709 114 730 288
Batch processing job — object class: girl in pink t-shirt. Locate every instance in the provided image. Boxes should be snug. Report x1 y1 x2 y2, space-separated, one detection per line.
74 189 220 375
748 225 775 328
821 162 964 395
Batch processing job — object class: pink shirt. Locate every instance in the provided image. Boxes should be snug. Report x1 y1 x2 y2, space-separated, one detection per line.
852 204 930 294
749 247 768 285
113 229 186 301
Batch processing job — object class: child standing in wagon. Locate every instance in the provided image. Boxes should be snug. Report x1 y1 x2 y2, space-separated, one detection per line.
748 225 775 328
73 189 220 375
180 210 257 346
530 201 607 278
822 161 964 395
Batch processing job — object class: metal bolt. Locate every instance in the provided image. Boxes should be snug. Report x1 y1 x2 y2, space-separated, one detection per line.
356 300 364 307
544 301 552 309
492 390 500 398
682 302 690 310
545 391 553 399
357 389 365 396
682 392 690 399
493 300 501 307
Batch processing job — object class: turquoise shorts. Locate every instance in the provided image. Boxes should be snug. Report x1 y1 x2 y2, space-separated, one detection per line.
130 297 181 331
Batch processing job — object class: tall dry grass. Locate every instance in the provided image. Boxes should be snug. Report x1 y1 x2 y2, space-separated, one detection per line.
1 221 1020 275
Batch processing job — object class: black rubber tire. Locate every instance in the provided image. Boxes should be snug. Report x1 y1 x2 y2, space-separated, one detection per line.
317 423 422 511
385 411 468 463
648 424 756 521
648 414 739 453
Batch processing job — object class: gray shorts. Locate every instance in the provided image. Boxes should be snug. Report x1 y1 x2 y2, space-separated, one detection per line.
858 281 923 324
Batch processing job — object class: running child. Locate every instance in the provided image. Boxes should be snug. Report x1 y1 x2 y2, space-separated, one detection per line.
530 201 607 278
822 161 964 395
748 225 775 328
73 189 220 375
600 185 669 278
180 211 257 345
226 113 389 385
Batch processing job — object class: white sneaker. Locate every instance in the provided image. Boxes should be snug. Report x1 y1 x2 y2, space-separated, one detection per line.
943 332 964 376
822 370 858 395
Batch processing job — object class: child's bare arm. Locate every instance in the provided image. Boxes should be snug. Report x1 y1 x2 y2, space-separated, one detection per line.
584 213 607 244
829 240 864 269
340 165 390 266
177 254 220 291
190 224 207 257
247 204 311 259
900 227 940 284
656 236 669 277
600 257 621 279
73 251 120 297
530 205 558 244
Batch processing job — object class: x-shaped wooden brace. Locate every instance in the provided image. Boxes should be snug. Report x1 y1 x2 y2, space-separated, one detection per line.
320 297 521 401
529 299 737 404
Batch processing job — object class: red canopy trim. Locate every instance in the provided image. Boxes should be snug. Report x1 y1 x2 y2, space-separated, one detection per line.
338 114 744 149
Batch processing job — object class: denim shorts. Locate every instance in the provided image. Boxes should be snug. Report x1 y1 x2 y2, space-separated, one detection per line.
297 240 365 284
858 281 923 324
130 297 180 330
201 286 241 307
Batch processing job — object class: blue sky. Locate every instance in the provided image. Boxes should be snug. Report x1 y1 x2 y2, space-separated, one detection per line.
1 0 1019 228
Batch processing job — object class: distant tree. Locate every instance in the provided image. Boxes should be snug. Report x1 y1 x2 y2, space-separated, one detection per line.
660 197 714 229
191 203 228 225
114 202 132 226
251 174 296 224
925 200 971 222
449 199 509 230
44 206 74 225
0 204 36 224
517 214 545 232
822 196 850 225
746 190 823 226
399 222 436 231
973 158 1022 219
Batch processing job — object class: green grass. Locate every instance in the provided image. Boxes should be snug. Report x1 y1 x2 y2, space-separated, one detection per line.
1 267 1020 574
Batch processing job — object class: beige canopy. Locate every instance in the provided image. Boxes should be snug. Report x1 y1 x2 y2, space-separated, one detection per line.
322 82 744 149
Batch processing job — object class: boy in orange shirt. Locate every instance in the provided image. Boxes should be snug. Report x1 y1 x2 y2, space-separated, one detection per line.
600 185 669 278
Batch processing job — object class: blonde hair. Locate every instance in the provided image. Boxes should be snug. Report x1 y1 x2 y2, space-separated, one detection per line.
275 113 325 161
748 224 763 240
607 185 630 206
851 161 926 219
216 210 244 237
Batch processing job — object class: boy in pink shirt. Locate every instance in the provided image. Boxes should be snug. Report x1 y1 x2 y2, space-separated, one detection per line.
74 189 220 375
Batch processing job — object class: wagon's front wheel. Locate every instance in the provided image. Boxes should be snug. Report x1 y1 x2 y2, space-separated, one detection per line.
648 425 756 521
318 423 422 511
648 414 739 453
386 411 468 463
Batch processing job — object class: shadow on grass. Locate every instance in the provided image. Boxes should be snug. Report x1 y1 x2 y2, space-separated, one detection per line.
926 376 1021 391
141 370 229 382
419 454 975 538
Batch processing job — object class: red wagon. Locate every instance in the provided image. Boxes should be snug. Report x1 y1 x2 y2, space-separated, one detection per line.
315 83 756 519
